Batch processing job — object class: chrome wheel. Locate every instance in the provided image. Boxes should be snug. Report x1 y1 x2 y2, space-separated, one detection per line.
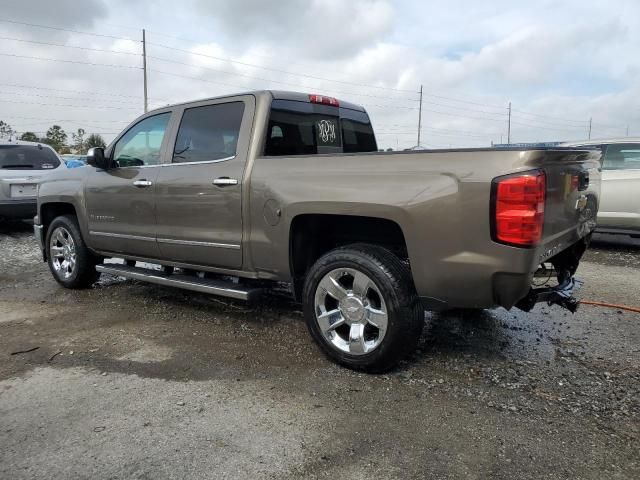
49 226 76 280
314 268 388 355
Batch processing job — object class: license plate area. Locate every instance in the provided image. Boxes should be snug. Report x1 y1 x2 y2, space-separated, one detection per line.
10 183 38 198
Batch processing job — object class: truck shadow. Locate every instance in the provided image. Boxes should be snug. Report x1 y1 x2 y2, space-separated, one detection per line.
0 219 33 236
420 309 510 359
415 307 552 364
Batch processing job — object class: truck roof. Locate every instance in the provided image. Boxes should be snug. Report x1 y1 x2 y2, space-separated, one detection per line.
149 90 366 114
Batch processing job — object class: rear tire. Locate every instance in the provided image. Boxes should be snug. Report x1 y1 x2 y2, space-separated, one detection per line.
46 215 100 289
303 244 424 373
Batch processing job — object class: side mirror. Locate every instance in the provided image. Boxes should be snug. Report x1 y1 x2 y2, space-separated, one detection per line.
87 147 109 169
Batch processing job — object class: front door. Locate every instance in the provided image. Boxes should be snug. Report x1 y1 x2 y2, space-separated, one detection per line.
154 96 254 269
85 111 173 257
598 143 640 229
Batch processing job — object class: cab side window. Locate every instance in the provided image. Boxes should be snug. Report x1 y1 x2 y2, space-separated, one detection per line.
173 102 245 163
113 112 171 167
602 143 640 170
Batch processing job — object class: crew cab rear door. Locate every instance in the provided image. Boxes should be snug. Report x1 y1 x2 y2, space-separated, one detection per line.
154 95 255 269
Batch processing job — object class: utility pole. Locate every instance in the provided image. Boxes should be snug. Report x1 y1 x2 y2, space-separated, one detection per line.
417 85 423 148
507 102 511 144
588 117 592 140
142 28 148 113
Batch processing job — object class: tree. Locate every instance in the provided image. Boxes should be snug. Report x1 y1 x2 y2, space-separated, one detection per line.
85 133 106 150
0 120 14 140
71 128 86 153
45 125 67 152
20 132 39 142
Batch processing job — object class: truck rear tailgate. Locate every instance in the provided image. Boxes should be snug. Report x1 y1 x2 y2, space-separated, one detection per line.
529 148 601 262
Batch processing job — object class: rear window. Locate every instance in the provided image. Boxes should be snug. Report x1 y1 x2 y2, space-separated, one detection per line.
264 99 377 156
0 145 60 170
173 102 245 163
602 143 640 170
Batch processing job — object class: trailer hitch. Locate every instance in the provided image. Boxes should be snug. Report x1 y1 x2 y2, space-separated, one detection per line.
516 274 582 313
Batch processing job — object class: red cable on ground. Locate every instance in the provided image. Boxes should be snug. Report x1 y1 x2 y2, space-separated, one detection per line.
580 300 640 314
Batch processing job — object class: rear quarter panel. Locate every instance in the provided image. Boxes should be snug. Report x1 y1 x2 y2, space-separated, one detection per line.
248 148 600 309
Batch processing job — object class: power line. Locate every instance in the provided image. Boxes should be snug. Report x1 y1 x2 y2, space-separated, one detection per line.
145 29 414 86
0 99 140 111
0 18 139 42
511 108 589 125
377 126 502 138
148 69 420 110
510 120 589 133
147 41 419 95
2 115 129 124
0 82 169 103
147 56 419 102
0 35 141 55
0 52 142 69
2 91 139 105
144 35 518 110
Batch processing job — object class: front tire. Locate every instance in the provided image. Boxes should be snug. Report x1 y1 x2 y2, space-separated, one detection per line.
303 244 424 372
46 215 100 289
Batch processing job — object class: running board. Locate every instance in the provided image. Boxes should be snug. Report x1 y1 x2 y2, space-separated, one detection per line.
95 264 262 301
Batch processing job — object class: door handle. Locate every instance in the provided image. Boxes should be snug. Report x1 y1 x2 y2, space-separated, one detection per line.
133 179 153 188
213 177 238 186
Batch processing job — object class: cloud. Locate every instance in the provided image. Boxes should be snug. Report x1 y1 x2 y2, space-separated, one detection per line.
0 0 638 149
2 0 107 39
194 0 394 59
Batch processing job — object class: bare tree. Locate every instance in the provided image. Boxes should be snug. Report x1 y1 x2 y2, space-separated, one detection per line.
72 128 86 153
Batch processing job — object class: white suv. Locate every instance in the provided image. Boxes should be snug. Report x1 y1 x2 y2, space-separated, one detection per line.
0 140 64 220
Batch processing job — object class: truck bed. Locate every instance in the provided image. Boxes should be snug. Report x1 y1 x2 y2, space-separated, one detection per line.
248 147 601 309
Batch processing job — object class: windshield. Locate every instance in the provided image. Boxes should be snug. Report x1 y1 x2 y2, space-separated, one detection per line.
265 99 377 156
0 145 61 170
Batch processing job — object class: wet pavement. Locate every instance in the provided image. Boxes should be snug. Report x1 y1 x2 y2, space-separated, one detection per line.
1 220 638 479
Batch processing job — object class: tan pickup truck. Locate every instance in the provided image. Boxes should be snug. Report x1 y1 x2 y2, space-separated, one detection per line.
34 90 601 371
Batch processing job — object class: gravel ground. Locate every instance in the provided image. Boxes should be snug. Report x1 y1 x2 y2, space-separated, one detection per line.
0 220 638 479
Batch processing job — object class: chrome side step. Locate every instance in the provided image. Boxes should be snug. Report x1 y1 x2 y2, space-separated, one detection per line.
95 264 262 301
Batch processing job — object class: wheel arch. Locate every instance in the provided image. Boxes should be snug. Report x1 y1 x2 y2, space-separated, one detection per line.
288 213 409 300
39 202 80 260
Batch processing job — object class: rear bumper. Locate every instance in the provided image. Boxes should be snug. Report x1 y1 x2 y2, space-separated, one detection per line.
419 234 591 312
0 199 37 219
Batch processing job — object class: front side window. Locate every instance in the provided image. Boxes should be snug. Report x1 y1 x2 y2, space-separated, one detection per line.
602 143 640 170
173 102 245 163
113 112 171 167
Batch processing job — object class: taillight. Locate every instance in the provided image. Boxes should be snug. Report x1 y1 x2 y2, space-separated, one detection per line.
492 171 546 247
309 94 339 106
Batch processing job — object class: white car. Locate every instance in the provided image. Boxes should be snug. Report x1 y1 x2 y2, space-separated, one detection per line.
564 138 640 238
0 140 64 220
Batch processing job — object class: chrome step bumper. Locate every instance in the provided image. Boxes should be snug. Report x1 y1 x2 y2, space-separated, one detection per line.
96 264 262 301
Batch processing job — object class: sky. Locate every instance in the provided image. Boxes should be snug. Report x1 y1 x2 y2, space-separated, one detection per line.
0 0 639 149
